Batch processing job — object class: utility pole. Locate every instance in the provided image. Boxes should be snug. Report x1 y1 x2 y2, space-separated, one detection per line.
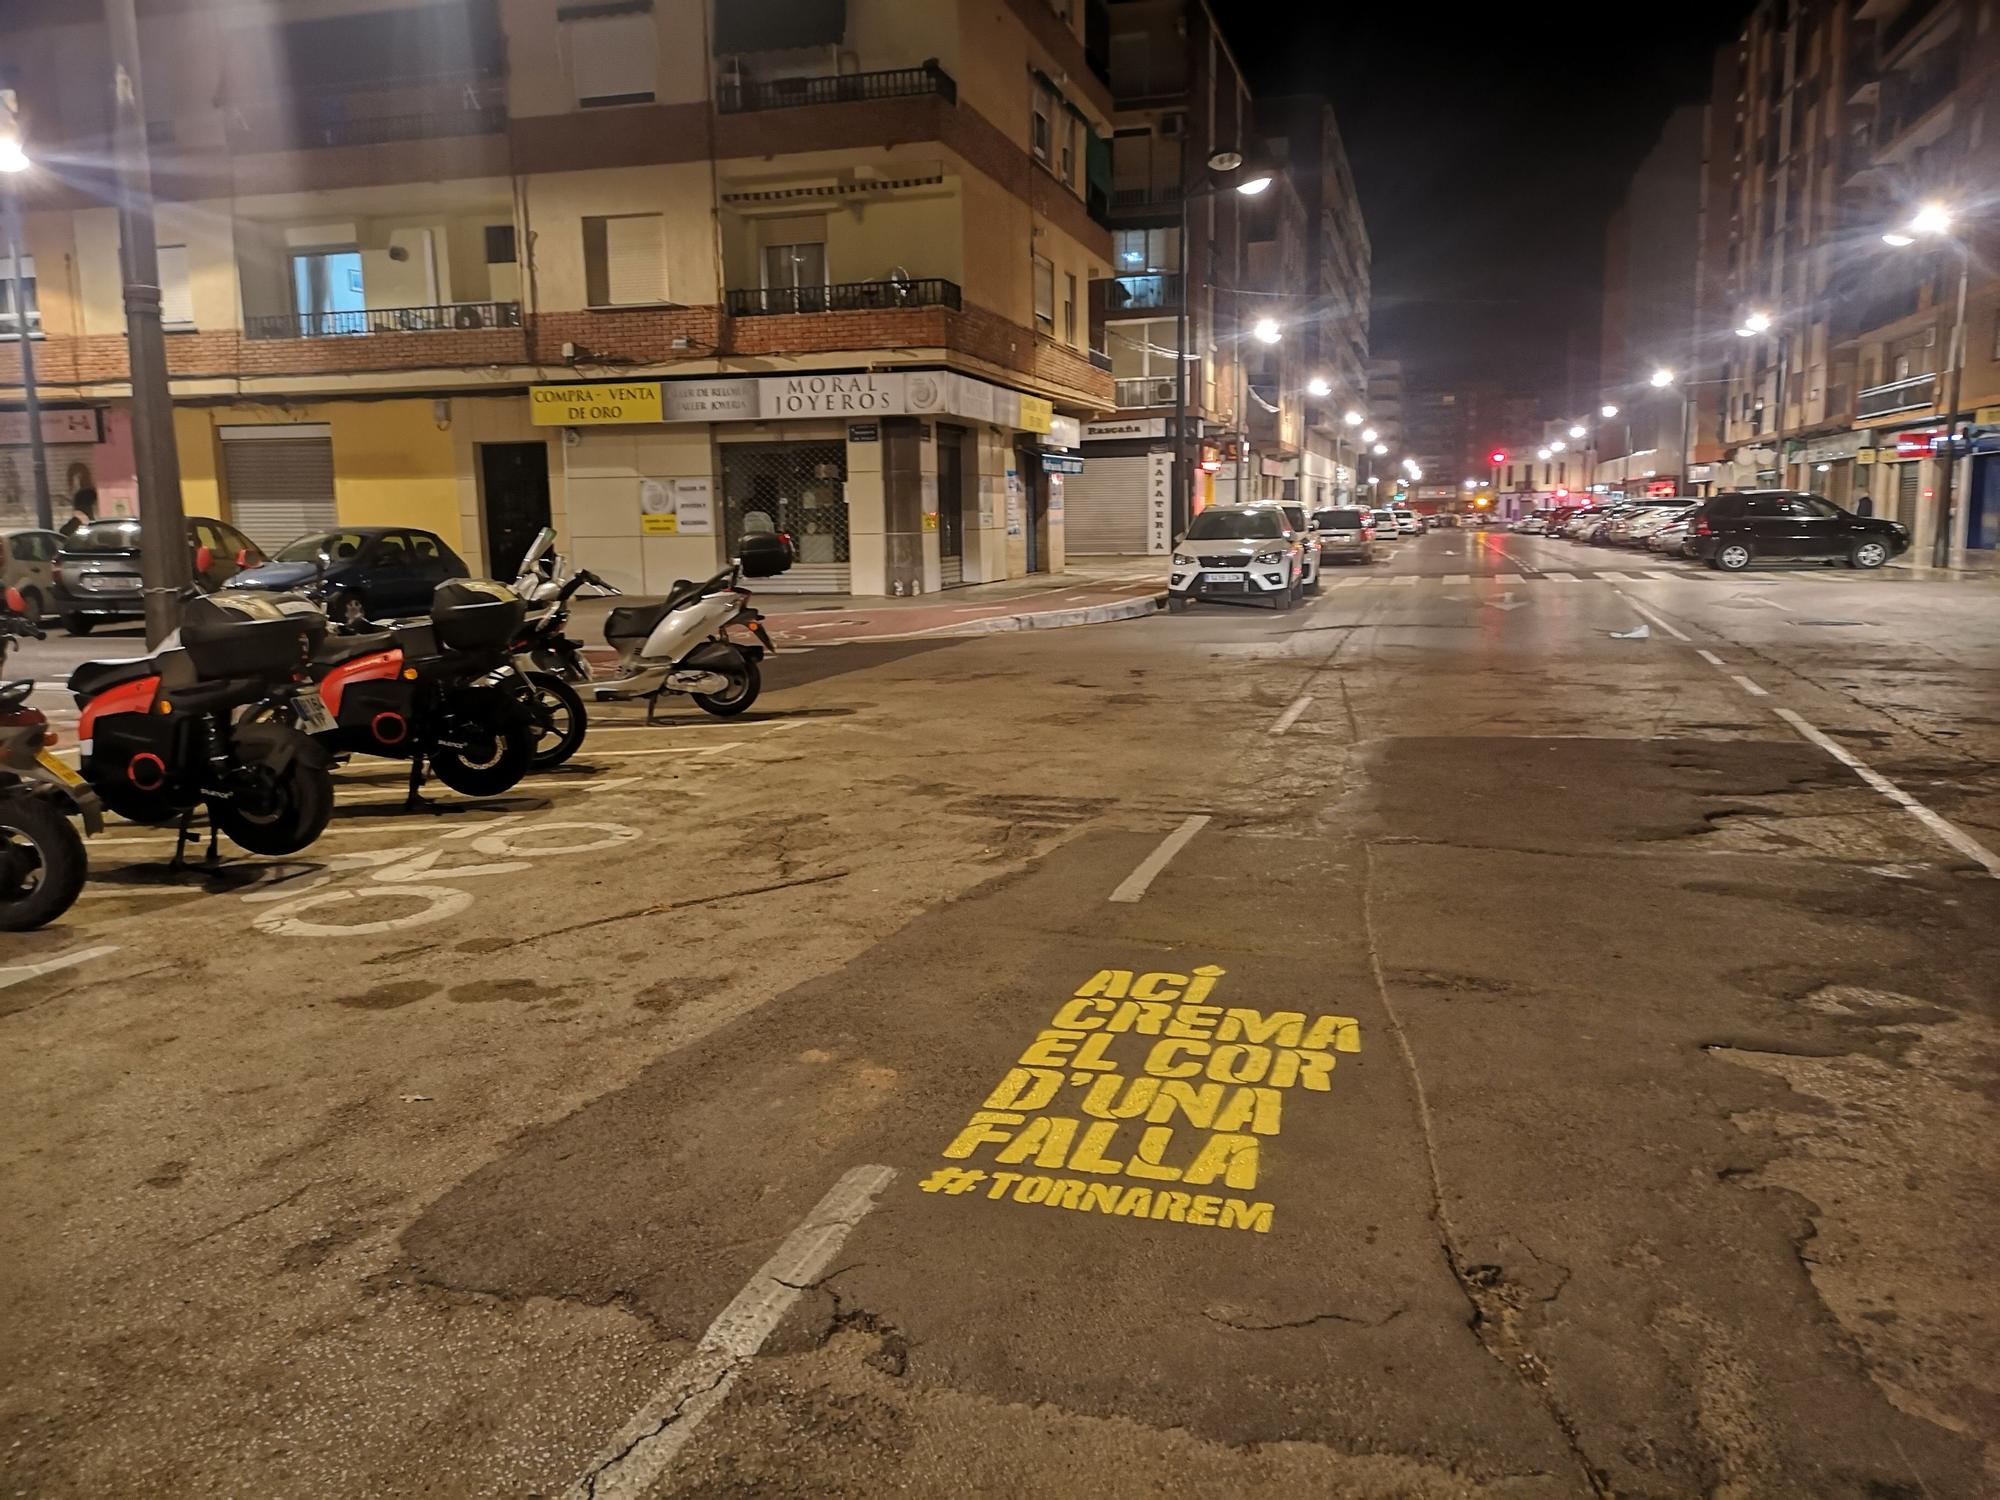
1931 244 1969 569
105 0 188 645
0 91 51 530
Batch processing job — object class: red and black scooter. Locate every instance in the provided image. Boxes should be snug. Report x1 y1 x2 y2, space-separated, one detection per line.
1 587 104 928
71 565 335 866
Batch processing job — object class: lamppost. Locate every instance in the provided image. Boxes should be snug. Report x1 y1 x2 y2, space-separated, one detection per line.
0 97 52 531
1733 308 1787 489
1342 408 1363 505
1883 202 1968 567
1173 151 1272 538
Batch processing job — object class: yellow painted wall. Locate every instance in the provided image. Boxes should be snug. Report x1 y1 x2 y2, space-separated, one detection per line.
500 0 706 116
524 163 721 309
21 210 80 340
844 0 959 77
173 407 223 516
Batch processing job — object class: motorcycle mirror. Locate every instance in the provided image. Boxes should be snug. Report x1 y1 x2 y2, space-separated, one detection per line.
193 545 214 574
2 586 24 614
235 548 253 568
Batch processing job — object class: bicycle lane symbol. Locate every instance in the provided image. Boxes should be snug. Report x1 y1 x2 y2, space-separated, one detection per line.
241 814 642 938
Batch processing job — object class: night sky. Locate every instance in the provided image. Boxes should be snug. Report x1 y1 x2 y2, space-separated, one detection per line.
1224 2 1751 406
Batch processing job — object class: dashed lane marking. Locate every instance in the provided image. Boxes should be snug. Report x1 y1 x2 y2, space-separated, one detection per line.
561 1164 897 1500
1731 674 1770 698
1696 649 1726 666
1773 708 2000 878
1109 815 1211 904
1269 695 1313 736
1614 596 1693 642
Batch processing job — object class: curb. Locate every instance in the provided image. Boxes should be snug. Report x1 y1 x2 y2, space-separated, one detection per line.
829 591 1165 644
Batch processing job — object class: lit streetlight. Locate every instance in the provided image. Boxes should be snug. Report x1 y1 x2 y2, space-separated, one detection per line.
1252 317 1281 345
1736 310 1773 338
1306 375 1331 397
1650 368 1675 388
1536 447 1552 461
0 95 50 530
1881 199 1969 566
1371 442 1387 455
1550 440 1566 452
1601 404 1619 419
1568 424 1586 439
1344 409 1364 427
1360 427 1378 444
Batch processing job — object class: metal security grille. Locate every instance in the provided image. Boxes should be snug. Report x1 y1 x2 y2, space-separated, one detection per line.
1061 454 1149 553
1895 464 1920 531
221 434 337 552
720 441 849 592
0 442 95 526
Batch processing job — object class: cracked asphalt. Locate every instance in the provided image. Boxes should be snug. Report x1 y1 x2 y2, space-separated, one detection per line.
3 529 1998 1497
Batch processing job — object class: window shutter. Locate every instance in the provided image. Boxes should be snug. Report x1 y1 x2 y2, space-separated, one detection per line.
569 13 657 107
157 245 194 327
605 214 666 304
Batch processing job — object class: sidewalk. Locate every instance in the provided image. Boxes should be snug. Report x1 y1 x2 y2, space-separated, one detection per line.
568 555 1165 647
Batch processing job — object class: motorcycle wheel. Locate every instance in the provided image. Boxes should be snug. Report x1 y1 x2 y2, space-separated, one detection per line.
0 794 88 931
691 651 761 717
429 706 535 797
215 760 334 856
523 671 587 769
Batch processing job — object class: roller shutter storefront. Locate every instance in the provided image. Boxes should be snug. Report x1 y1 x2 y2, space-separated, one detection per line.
220 426 337 552
1061 453 1149 553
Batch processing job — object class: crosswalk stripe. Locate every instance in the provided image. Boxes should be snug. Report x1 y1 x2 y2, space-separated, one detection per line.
1441 574 1470 585
1543 571 1579 582
1392 575 1417 587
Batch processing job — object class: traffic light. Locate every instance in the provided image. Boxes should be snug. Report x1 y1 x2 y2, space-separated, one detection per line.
1488 450 1507 466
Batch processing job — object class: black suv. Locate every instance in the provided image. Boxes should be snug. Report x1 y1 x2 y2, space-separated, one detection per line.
1689 490 1910 572
53 517 263 634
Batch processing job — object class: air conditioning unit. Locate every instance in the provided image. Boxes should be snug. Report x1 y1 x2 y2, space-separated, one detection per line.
1148 377 1177 405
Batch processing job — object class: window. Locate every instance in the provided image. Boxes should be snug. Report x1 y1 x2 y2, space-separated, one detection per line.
1030 77 1053 161
1060 114 1079 188
1063 273 1077 345
1032 254 1055 334
484 225 517 265
583 213 667 306
0 253 39 338
157 245 194 329
291 248 365 333
566 10 657 108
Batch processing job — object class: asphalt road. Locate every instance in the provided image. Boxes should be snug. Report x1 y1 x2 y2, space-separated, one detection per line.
4 530 1998 1497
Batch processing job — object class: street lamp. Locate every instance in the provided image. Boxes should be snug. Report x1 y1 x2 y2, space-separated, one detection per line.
1649 368 1674 388
1550 440 1566 452
1601 404 1619 419
1881 200 1968 566
0 95 51 531
1360 427 1378 445
1306 375 1331 397
1344 410 1363 427
1568 424 1586 439
1372 442 1387 455
1252 317 1281 345
1737 310 1772 337
1537 447 1552 461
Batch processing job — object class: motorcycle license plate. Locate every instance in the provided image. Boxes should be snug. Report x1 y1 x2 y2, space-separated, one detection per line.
293 687 337 735
35 749 84 787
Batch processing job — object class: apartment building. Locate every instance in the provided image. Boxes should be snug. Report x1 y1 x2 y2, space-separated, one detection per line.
1401 388 1461 488
1708 0 2000 559
1066 0 1255 551
1364 356 1404 495
0 0 1116 596
1259 93 1372 509
1240 170 1306 506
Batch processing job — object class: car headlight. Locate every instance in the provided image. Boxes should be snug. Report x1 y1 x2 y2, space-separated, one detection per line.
1172 552 1195 566
1252 549 1285 564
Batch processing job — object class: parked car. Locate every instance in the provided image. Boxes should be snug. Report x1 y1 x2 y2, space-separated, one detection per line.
53 517 263 634
1609 501 1695 546
1648 516 1696 555
2 528 61 622
1391 509 1423 536
225 526 470 624
1278 504 1323 592
1689 491 1910 571
1168 504 1307 611
1512 513 1547 534
1311 506 1376 564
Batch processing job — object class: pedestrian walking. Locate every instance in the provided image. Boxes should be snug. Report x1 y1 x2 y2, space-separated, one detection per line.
60 485 97 537
1854 493 1874 517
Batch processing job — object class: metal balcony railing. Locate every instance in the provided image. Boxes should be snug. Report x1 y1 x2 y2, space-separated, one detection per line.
1110 184 1183 209
244 301 522 341
725 279 961 317
1115 376 1179 409
717 63 956 113
227 75 507 150
1102 273 1182 313
1856 371 1937 418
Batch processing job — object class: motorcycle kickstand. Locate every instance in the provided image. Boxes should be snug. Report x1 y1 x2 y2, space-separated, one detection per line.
168 805 222 873
403 753 442 814
645 689 665 725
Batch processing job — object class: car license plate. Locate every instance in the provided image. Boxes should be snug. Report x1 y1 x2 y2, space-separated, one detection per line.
293 687 337 735
1203 570 1245 582
35 749 84 787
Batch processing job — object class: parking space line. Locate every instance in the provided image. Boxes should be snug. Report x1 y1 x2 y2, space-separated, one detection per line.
1269 695 1313 735
0 944 120 991
1773 708 2000 877
1731 674 1770 697
1109 815 1210 903
561 1164 897 1500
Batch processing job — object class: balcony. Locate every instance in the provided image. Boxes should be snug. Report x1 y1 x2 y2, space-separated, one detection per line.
1115 376 1179 409
244 301 521 341
226 75 507 150
717 64 956 113
725 279 962 317
1109 184 1183 211
1089 349 1113 372
1100 273 1182 314
1856 371 1937 418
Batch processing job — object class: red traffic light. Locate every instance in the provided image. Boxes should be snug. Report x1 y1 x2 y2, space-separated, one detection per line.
1488 450 1507 465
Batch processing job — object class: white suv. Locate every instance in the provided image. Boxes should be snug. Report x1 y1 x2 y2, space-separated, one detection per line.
1168 504 1305 612
1278 503 1322 592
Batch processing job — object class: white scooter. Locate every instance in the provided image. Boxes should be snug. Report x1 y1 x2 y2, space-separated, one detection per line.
591 533 793 721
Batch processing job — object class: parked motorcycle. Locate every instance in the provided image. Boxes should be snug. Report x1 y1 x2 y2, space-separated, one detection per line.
591 534 792 721
1 588 104 929
303 578 537 808
505 530 620 769
70 568 335 866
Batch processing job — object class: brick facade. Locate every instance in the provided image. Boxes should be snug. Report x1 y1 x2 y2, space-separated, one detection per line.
0 303 1112 410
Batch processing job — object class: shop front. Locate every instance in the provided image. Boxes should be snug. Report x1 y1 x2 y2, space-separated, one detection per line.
1067 417 1171 555
530 371 1062 597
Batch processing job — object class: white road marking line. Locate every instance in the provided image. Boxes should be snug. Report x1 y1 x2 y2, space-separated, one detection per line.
755 719 807 738
582 776 643 793
1392 575 1417 587
562 1164 897 1500
1109 815 1211 904
1696 649 1726 666
591 745 740 759
1746 595 1790 610
1441 574 1470 585
1772 707 2000 878
1542 572 1578 582
1333 578 1367 589
1615 597 1692 642
1731 674 1770 697
0 944 121 991
1269 695 1313 735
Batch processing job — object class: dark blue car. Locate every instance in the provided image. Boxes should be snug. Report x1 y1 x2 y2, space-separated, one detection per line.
225 526 469 625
